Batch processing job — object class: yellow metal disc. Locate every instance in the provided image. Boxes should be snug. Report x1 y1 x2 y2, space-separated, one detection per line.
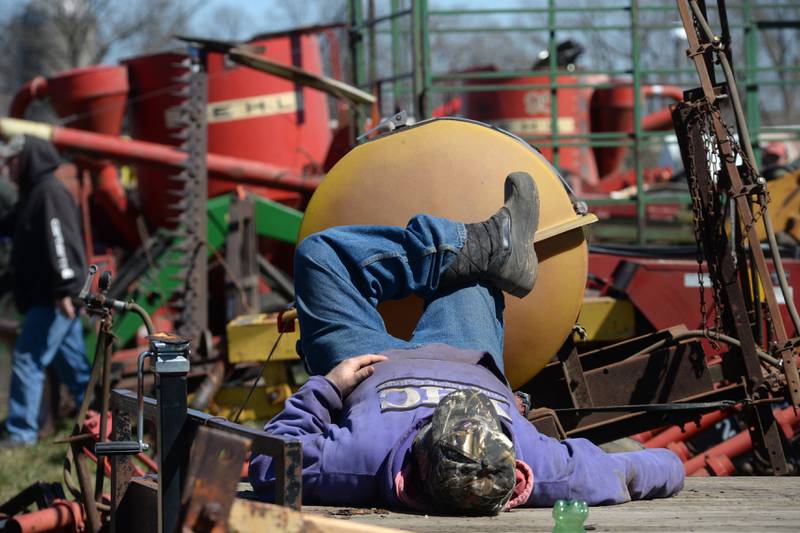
299 118 594 388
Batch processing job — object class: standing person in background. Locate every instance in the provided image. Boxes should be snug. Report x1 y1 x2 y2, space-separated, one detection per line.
0 135 90 447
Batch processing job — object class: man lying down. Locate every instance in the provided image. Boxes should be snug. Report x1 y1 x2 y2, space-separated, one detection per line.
249 173 684 514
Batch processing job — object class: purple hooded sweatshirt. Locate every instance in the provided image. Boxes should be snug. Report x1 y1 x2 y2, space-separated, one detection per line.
249 344 684 508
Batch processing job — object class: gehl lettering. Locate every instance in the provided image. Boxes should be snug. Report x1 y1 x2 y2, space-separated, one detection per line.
206 92 297 124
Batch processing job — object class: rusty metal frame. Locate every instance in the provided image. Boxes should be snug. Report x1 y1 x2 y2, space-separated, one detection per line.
676 0 788 346
556 336 594 408
181 426 250 531
520 320 790 463
522 0 800 475
669 0 796 474
671 99 790 474
224 194 259 319
676 0 800 408
108 388 302 532
523 329 724 439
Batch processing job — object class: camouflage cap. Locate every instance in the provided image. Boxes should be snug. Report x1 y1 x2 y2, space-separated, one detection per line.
412 389 516 515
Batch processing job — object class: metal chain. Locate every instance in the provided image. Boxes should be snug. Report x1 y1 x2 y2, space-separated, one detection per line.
684 100 777 348
684 106 711 334
703 113 726 337
683 103 725 347
715 108 775 340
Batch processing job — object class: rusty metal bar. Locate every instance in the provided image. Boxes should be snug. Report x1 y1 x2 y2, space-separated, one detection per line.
170 48 210 353
567 384 746 443
0 117 322 193
5 500 86 532
70 440 103 532
557 339 593 408
94 317 114 504
110 407 136 533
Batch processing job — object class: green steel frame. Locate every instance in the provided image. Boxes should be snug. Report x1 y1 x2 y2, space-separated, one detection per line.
348 0 800 244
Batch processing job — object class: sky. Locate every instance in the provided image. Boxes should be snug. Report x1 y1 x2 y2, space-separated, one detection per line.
182 0 488 43
0 0 607 64
192 0 280 39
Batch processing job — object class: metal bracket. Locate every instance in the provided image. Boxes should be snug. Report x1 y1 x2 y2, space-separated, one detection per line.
357 110 410 142
730 183 765 199
181 427 250 532
557 334 593 408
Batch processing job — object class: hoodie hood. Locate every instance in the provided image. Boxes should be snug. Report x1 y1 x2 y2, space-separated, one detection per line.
16 136 61 196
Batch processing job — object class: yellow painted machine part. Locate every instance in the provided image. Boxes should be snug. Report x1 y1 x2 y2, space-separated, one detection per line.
226 313 300 363
759 168 800 243
211 362 294 421
577 297 636 342
221 314 302 421
299 118 593 389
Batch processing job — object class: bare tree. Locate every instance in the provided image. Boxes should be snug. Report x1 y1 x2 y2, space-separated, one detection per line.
752 4 800 125
0 0 198 111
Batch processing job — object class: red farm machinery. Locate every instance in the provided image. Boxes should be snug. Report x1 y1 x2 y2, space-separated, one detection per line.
0 0 799 531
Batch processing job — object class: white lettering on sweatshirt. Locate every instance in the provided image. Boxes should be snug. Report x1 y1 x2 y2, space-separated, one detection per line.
378 379 511 421
50 218 75 280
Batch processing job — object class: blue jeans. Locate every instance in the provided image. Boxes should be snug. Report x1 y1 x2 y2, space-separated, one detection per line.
6 306 90 443
295 214 505 375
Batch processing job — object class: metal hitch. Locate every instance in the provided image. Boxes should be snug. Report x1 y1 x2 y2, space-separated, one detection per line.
95 333 191 457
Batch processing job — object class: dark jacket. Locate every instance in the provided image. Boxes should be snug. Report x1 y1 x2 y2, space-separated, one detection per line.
5 136 87 312
249 344 684 508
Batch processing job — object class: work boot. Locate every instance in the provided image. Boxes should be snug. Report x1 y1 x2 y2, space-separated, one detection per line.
439 172 540 298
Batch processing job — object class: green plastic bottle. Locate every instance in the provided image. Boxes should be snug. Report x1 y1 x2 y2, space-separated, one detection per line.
552 499 589 533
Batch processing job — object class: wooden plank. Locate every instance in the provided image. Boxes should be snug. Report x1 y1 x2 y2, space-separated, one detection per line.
300 478 800 532
228 48 377 106
175 35 376 106
229 499 411 533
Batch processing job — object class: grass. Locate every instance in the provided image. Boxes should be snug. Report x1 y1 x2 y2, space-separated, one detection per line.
0 345 75 505
0 426 72 504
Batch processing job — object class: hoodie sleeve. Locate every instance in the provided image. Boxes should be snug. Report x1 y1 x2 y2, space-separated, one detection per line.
41 183 87 298
248 375 343 503
0 206 16 237
513 417 684 506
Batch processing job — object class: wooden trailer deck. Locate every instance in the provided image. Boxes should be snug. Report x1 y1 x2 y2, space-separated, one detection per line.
297 477 799 532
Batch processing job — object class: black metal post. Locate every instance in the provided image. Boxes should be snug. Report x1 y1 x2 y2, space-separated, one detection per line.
151 334 191 533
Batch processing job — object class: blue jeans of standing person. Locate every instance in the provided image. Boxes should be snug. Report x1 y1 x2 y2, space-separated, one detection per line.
6 306 90 443
295 214 506 375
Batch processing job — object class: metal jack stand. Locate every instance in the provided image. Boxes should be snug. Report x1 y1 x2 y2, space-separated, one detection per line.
152 334 191 533
98 334 191 533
